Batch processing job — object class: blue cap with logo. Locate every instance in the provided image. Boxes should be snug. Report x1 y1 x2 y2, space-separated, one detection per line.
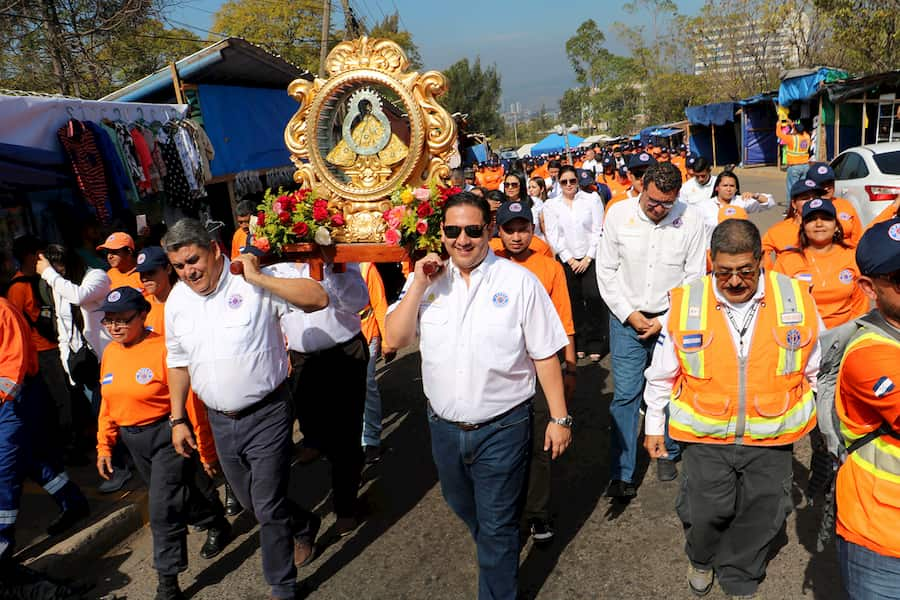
627 151 658 171
576 168 596 187
807 162 836 185
98 286 148 313
496 200 534 227
801 198 836 220
601 156 614 168
135 246 169 273
790 178 825 198
856 217 900 276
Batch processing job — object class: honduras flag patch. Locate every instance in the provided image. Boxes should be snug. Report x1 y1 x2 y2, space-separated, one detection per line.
873 376 895 398
682 333 703 349
101 373 114 385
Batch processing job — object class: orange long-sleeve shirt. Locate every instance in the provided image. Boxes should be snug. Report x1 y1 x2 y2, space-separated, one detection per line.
476 166 504 191
772 246 870 328
360 262 389 344
108 268 145 295
0 298 38 402
6 272 57 352
97 331 217 464
489 235 554 259
492 247 575 336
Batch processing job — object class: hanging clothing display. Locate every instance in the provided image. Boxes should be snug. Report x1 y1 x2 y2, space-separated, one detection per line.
56 120 112 223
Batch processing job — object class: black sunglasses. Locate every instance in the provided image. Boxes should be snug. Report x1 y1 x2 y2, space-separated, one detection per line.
559 178 578 185
443 224 487 239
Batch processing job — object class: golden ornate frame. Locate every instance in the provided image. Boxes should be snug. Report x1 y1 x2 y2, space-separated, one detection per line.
284 37 457 242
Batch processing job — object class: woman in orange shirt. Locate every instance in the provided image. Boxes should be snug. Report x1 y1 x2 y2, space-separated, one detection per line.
772 199 869 328
96 287 231 600
762 177 824 269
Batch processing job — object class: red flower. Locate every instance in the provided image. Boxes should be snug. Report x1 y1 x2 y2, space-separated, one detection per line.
295 189 310 201
278 211 291 224
439 185 461 200
313 199 328 211
277 194 290 206
416 219 428 235
257 211 266 223
330 213 345 227
416 202 434 218
292 222 309 237
312 206 329 222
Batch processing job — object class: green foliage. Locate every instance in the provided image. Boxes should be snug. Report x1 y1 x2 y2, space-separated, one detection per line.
815 0 900 73
441 57 504 137
368 12 422 70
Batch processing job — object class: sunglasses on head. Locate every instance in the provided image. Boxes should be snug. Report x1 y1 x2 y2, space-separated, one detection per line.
443 224 487 239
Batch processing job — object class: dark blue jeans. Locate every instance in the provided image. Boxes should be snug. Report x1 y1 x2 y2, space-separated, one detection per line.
428 401 531 600
839 537 900 600
608 315 680 484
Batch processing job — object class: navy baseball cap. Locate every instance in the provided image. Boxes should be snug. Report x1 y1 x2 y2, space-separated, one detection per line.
856 217 900 276
627 151 657 171
807 162 836 184
601 156 614 168
98 286 148 313
576 168 596 187
135 246 169 273
790 178 825 198
801 198 836 220
496 201 534 227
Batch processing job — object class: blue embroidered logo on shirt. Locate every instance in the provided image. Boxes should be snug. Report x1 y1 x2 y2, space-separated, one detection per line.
682 333 702 349
492 292 509 307
227 294 243 309
838 269 854 284
786 328 802 350
873 376 895 398
135 368 153 385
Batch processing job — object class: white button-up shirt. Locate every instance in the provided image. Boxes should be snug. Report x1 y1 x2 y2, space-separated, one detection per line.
389 251 568 423
545 177 561 199
695 194 777 237
165 259 292 412
596 198 706 323
642 277 823 435
542 191 605 262
678 176 715 206
269 262 370 353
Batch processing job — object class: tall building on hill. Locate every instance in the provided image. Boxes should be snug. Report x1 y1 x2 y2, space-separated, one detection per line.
693 14 809 77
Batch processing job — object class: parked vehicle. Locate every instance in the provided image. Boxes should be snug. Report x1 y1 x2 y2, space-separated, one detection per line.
831 143 900 225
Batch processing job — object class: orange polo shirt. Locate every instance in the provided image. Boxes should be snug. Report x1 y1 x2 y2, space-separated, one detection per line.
866 202 899 231
0 297 38 401
6 272 57 352
490 235 554 258
531 165 549 180
761 218 801 270
231 228 248 259
144 295 166 335
772 246 869 328
492 247 575 336
832 197 861 247
360 262 389 344
476 166 505 191
108 267 145 295
97 331 217 464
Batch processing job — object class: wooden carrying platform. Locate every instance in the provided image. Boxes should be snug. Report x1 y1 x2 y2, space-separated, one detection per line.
278 243 414 280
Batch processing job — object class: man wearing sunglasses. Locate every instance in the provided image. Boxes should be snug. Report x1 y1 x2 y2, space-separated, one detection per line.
96 232 143 294
643 219 822 598
832 217 900 599
596 161 705 497
385 192 571 600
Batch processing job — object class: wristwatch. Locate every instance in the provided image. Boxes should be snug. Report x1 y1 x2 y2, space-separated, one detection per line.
169 416 188 428
550 415 574 428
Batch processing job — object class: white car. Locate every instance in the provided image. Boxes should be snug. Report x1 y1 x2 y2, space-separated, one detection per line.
831 143 900 226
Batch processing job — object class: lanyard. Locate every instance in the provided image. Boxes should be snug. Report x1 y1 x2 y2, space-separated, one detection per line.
722 300 761 353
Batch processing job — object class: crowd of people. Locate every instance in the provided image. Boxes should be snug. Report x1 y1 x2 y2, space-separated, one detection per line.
1 130 900 600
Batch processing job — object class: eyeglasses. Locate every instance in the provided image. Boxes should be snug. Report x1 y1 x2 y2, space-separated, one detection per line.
559 178 578 185
712 267 759 282
645 197 677 209
505 181 520 188
101 312 140 328
443 224 487 239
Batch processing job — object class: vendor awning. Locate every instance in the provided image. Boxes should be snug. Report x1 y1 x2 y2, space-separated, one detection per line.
821 70 900 103
685 102 737 126
778 67 849 106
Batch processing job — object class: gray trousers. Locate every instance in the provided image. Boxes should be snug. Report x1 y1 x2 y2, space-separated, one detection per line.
37 348 71 431
677 443 794 596
206 387 317 599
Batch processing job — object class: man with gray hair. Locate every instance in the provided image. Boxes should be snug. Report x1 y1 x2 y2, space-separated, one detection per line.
596 161 706 498
162 218 329 600
644 219 822 598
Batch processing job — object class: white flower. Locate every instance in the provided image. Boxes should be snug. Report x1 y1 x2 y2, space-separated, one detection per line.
314 226 333 246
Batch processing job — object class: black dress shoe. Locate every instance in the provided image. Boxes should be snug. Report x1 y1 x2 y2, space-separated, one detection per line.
224 483 243 517
605 480 637 499
155 575 185 600
200 519 232 559
657 458 678 482
46 502 90 536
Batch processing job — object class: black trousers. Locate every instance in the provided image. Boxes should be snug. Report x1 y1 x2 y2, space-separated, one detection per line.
120 418 225 576
562 260 608 355
523 388 550 522
677 443 794 596
288 333 368 518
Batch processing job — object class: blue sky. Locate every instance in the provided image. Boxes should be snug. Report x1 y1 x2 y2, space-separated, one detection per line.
169 0 705 112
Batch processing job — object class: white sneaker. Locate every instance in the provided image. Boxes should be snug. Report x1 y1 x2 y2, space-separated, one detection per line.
688 563 714 597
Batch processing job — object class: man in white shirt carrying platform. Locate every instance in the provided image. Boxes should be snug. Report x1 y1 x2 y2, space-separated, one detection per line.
596 161 706 498
162 219 329 600
385 191 572 600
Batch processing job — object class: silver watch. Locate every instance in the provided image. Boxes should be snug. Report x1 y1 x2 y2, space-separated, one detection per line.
550 415 573 428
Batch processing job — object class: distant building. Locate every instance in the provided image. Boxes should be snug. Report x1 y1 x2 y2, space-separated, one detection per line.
693 14 808 77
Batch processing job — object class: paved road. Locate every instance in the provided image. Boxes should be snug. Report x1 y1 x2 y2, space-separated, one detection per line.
75 167 843 600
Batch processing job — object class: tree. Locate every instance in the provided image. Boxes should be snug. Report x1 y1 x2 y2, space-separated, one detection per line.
559 87 588 129
212 0 328 74
368 11 422 69
441 57 504 137
815 0 900 73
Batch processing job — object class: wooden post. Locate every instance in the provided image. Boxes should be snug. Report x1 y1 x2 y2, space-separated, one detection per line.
711 124 718 168
818 95 825 161
835 100 841 158
319 0 331 78
169 62 186 105
861 92 868 145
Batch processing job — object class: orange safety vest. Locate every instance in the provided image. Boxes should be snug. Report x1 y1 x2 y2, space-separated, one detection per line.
667 271 818 446
835 329 900 557
784 132 812 166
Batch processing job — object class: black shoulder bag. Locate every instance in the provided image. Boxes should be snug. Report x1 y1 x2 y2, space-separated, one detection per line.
67 304 100 387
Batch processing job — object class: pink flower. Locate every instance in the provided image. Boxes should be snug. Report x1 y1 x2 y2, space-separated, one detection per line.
384 228 401 245
273 201 283 214
253 237 271 253
413 187 431 201
416 219 428 235
385 207 402 229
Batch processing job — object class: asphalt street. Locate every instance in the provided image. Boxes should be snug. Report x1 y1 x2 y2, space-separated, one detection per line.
75 166 842 600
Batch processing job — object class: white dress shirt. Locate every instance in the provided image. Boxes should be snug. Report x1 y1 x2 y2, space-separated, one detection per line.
165 259 292 412
642 276 824 435
581 159 599 174
596 198 706 323
543 190 605 262
679 176 716 206
388 251 568 423
269 262 370 353
530 196 546 239
545 177 561 199
696 194 777 235
42 266 111 384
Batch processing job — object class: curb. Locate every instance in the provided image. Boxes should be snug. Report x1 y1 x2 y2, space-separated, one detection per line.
25 489 149 578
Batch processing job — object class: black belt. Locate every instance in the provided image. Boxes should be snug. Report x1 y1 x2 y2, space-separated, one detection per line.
432 399 532 432
121 415 168 434
640 310 667 319
290 332 366 358
216 381 288 419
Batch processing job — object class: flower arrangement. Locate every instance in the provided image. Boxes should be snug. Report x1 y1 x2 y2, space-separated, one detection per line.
251 187 345 254
383 182 460 252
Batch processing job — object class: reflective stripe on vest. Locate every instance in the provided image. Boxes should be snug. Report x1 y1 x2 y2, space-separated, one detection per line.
785 134 810 161
770 273 807 375
675 276 711 378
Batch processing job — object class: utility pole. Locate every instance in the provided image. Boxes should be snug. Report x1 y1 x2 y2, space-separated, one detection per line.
319 0 332 78
339 0 365 38
511 102 519 147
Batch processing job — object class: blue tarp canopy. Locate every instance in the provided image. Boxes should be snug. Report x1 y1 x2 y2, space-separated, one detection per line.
0 142 71 190
464 143 487 165
639 126 683 144
529 132 584 156
778 67 849 106
197 84 298 177
685 102 737 126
